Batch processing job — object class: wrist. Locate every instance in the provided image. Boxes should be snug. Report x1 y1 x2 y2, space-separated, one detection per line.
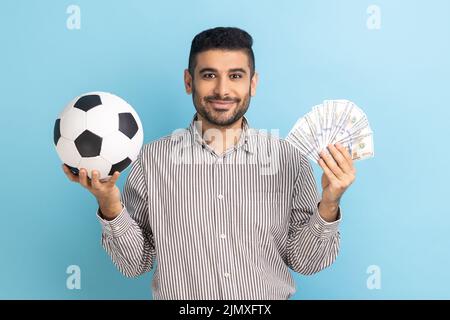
318 200 339 222
98 200 123 220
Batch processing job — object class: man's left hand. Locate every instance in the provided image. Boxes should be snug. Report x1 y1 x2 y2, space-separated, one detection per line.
317 143 356 221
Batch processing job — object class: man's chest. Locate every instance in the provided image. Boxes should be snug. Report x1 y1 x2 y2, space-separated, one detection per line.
145 163 294 239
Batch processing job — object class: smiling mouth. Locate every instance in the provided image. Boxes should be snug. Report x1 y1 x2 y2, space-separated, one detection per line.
208 100 236 110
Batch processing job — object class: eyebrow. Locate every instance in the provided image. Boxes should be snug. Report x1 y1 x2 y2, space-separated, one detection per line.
199 68 247 74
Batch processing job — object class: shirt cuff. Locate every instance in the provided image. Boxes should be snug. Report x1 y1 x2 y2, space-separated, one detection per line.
96 205 133 238
308 204 342 238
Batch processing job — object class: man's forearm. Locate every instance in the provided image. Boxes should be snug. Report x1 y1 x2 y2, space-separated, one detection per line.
98 200 123 221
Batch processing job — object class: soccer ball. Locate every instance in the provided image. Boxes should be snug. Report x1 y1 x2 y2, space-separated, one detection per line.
54 92 144 181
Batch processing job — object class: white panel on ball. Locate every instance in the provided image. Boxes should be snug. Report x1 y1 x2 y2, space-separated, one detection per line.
56 137 82 168
99 92 130 113
101 131 134 164
86 104 119 138
60 107 86 141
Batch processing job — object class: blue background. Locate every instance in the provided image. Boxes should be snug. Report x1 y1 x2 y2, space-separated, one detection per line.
1 0 449 299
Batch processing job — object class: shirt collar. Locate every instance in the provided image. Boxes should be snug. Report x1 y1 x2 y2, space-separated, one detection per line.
188 113 255 155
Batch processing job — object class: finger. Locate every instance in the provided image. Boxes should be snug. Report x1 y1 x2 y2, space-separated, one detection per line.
108 171 120 186
79 168 91 189
318 158 339 184
328 144 352 173
91 170 101 190
335 143 354 169
62 164 79 183
321 147 344 178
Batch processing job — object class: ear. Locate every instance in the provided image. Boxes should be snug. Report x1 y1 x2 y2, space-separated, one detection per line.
250 72 258 97
184 69 193 95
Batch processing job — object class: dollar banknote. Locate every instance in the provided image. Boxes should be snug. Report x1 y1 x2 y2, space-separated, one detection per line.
286 99 374 163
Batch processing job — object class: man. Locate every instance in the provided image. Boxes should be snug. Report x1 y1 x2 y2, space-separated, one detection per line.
62 27 356 299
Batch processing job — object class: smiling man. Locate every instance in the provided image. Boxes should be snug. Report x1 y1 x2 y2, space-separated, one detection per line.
184 32 257 155
63 27 356 300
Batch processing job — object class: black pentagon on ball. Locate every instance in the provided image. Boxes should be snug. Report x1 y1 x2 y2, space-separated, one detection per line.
74 94 102 112
119 113 138 139
54 119 61 146
108 157 132 175
74 130 103 157
65 164 79 176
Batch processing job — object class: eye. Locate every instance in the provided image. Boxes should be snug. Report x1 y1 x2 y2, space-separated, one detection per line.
202 73 216 79
230 73 243 79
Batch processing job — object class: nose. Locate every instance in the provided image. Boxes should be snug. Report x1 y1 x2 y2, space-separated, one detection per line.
213 77 230 98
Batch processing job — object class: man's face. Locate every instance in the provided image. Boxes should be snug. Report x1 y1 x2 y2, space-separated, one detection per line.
184 49 258 127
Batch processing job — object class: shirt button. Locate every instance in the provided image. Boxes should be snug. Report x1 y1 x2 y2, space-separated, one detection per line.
220 234 226 239
224 272 230 278
218 194 224 200
314 224 319 228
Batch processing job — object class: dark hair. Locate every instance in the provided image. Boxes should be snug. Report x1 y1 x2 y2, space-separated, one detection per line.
188 27 255 77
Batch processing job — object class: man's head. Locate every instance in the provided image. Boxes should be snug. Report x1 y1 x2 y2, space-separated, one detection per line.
184 27 258 127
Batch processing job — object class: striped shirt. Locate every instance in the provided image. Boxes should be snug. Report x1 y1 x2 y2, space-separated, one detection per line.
97 114 341 300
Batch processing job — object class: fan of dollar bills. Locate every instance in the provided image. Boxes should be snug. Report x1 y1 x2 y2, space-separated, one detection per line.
286 99 374 163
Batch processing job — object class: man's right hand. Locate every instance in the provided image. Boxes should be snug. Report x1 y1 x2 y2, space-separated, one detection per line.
62 164 123 220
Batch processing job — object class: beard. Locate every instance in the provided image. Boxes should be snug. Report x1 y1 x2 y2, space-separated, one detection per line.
191 85 251 127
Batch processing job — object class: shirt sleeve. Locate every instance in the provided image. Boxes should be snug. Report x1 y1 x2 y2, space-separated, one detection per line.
97 152 156 277
286 152 341 275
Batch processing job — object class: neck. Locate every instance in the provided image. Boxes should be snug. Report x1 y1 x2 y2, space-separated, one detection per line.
195 113 244 155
